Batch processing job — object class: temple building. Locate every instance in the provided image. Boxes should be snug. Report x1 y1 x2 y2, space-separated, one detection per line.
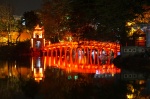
31 25 45 52
132 29 146 46
127 24 150 47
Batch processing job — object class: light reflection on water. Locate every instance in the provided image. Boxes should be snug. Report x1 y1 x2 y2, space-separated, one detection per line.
0 56 150 99
31 56 121 82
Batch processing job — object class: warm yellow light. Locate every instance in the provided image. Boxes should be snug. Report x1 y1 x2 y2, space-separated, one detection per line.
39 68 43 73
33 25 44 38
138 37 144 40
31 39 33 48
139 80 145 84
31 57 34 71
126 21 135 26
132 89 134 93
112 73 114 76
44 39 45 46
127 94 134 99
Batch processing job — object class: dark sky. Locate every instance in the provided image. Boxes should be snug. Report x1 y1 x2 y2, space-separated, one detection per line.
1 0 42 15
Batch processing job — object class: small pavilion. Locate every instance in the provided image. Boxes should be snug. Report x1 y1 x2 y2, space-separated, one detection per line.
31 25 45 52
133 29 146 46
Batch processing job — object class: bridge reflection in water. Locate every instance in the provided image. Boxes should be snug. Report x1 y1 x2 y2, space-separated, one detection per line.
31 41 121 81
32 55 121 82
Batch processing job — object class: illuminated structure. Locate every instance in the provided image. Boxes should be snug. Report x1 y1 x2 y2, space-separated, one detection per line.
31 57 45 82
30 55 120 82
127 22 150 47
45 56 121 74
44 41 120 64
31 25 45 52
30 40 120 81
133 29 146 46
30 25 45 82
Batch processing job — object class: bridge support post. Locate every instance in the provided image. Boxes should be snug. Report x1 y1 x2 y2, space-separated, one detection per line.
64 47 67 66
97 50 100 65
51 49 54 65
51 49 53 57
93 50 96 64
87 48 89 64
47 48 49 56
74 47 77 64
70 48 73 65
90 48 92 64
55 48 57 63
83 47 86 64
60 47 62 65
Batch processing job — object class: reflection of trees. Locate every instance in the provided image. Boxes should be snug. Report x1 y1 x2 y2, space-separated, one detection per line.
0 58 34 99
40 68 72 99
39 67 127 99
21 78 39 99
1 58 149 99
0 60 23 99
126 80 148 99
0 77 22 99
15 57 39 98
39 67 93 99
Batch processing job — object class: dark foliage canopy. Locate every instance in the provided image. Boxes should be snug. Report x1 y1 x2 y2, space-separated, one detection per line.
23 11 41 31
41 0 150 45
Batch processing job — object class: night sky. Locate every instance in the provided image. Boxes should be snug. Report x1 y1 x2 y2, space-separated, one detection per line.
0 0 42 15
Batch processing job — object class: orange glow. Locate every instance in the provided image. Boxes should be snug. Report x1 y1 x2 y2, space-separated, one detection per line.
31 41 121 81
33 25 44 38
33 68 44 82
44 56 121 74
31 57 34 71
44 39 45 47
31 39 33 48
44 41 120 57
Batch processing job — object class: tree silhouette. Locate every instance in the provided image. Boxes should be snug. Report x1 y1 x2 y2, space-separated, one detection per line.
23 11 41 31
41 0 150 45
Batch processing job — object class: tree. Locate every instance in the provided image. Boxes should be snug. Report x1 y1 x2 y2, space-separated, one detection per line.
133 5 150 24
70 0 149 44
41 0 72 41
15 19 25 43
22 11 41 32
0 3 14 44
41 0 150 45
79 25 97 40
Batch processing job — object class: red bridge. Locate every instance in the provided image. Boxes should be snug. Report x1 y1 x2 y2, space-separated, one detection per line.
42 41 120 65
32 41 121 82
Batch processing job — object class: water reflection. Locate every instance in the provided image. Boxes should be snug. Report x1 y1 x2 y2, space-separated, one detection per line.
0 59 31 79
46 57 120 73
31 55 121 82
0 56 150 99
31 57 45 82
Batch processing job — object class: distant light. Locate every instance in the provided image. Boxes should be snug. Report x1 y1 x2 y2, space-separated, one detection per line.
74 75 78 80
117 52 120 55
22 18 25 25
68 75 72 80
22 21 25 25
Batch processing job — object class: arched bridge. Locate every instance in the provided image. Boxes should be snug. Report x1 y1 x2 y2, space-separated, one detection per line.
41 41 120 65
44 41 120 56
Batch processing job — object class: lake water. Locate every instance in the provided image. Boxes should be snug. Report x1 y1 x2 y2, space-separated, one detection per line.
0 56 150 99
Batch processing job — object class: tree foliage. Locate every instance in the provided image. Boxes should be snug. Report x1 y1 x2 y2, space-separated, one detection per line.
0 4 13 32
41 0 150 45
41 0 72 40
22 11 41 31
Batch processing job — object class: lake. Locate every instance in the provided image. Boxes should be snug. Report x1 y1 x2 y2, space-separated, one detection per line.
0 56 150 99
